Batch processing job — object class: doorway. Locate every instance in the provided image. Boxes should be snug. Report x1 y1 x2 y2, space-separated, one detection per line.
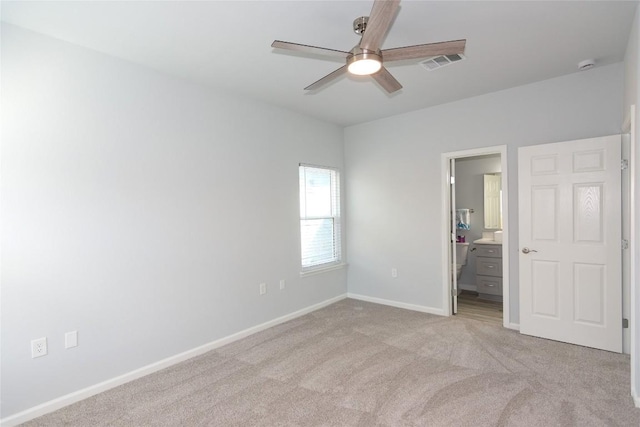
441 145 512 328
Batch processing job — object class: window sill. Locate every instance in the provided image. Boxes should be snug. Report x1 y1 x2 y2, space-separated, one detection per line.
300 263 348 278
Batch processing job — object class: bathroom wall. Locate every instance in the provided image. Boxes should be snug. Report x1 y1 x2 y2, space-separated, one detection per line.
455 155 501 290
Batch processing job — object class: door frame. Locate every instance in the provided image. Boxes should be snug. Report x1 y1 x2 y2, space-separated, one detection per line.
441 145 513 328
623 104 638 406
450 158 459 314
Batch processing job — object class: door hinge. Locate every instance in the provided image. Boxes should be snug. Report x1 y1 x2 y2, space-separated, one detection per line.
451 287 458 297
450 176 455 184
621 159 629 170
623 318 629 329
622 239 629 250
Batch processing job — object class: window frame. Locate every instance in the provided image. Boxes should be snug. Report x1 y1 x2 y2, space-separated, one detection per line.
299 163 343 275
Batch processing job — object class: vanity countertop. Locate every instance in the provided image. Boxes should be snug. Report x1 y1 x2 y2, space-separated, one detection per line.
473 238 503 245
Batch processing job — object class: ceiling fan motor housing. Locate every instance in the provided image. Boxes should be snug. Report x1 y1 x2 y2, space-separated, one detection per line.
347 46 382 64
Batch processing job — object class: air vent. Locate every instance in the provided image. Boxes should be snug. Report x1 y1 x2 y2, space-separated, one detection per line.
420 54 466 71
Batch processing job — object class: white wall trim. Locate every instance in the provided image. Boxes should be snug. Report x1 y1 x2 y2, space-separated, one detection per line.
300 262 348 278
0 293 348 427
506 323 520 331
441 154 454 316
627 104 638 407
347 293 446 316
440 145 511 327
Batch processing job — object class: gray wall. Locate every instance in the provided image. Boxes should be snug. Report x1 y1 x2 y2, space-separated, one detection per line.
1 25 346 417
454 155 501 289
344 62 624 324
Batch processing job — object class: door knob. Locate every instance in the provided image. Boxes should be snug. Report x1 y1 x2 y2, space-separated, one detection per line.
522 247 538 254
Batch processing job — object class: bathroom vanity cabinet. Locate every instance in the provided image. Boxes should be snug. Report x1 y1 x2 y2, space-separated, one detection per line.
475 244 502 301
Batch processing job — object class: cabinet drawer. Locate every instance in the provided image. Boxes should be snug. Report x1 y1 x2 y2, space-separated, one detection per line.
476 257 502 277
476 276 502 296
475 245 501 258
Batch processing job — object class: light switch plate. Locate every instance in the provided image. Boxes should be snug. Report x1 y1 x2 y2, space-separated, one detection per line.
65 331 78 349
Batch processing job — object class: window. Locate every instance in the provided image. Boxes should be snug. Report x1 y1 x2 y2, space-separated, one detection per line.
299 164 341 272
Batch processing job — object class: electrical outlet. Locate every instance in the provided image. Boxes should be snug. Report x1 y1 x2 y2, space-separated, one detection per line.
65 331 78 349
259 283 267 295
279 279 285 290
391 268 398 278
31 337 47 358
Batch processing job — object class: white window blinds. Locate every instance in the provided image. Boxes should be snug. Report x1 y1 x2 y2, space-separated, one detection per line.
299 165 341 271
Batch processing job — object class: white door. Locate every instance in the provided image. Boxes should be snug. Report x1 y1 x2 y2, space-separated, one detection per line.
518 135 622 352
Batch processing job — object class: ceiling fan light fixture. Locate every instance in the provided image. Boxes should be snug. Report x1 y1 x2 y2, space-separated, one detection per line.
348 58 382 75
347 50 382 75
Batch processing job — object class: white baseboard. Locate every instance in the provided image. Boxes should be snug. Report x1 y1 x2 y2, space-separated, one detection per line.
345 294 518 331
0 293 348 427
505 322 520 331
633 386 640 408
347 293 445 316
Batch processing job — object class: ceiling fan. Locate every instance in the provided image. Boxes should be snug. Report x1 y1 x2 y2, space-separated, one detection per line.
271 0 466 93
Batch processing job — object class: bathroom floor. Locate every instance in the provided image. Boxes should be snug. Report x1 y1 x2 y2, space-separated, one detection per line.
456 291 503 325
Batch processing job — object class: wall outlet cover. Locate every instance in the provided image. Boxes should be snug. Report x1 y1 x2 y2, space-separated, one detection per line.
31 337 48 358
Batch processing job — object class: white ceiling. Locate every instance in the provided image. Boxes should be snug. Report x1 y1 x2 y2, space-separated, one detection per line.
2 1 637 126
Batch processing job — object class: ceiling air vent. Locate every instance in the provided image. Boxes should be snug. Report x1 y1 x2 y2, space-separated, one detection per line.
420 54 466 71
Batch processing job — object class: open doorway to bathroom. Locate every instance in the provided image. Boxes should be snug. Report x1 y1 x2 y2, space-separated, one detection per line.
454 154 503 324
441 145 510 328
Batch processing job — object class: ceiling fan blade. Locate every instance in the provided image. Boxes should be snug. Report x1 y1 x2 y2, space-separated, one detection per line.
371 66 402 93
360 0 400 52
382 39 466 62
305 65 348 91
272 40 350 59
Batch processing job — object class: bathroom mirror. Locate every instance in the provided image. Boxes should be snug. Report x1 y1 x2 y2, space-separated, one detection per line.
484 173 502 229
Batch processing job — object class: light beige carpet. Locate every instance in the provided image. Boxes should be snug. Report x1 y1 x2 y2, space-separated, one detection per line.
22 298 640 426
